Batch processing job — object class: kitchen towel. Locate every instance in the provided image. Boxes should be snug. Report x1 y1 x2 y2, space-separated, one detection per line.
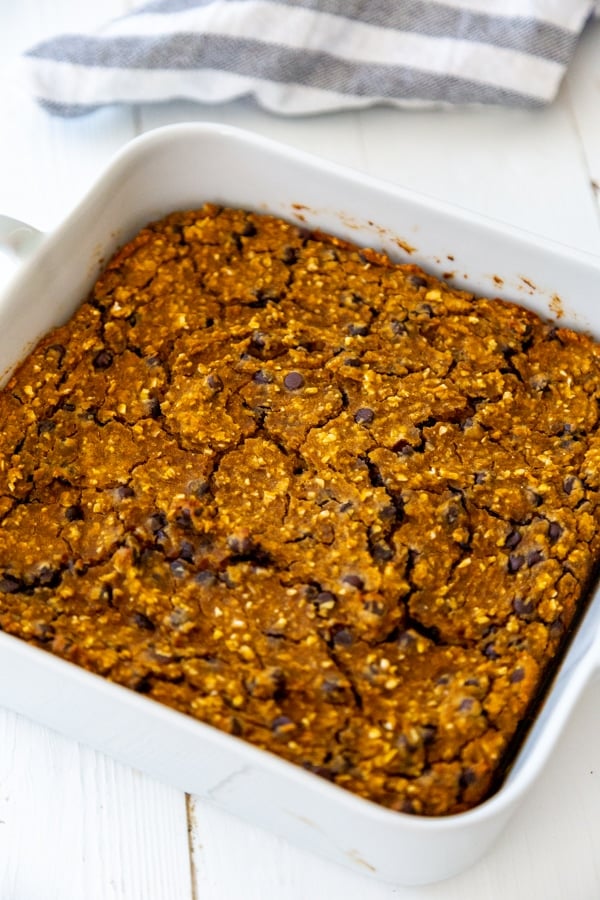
23 0 598 117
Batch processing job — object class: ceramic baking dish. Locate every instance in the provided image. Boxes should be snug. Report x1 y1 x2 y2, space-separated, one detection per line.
1 123 600 886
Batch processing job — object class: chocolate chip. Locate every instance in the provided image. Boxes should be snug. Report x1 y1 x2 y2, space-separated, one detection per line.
421 725 436 745
148 512 167 533
459 768 476 789
473 472 486 484
240 220 257 237
343 357 361 367
354 407 374 425
175 508 193 531
284 371 304 390
508 554 525 574
527 489 544 507
372 542 393 561
271 715 294 733
195 570 217 587
483 642 499 660
342 574 364 589
33 622 56 642
145 354 161 368
548 522 562 543
116 484 135 500
348 323 369 337
0 573 23 593
363 599 385 615
513 597 535 616
170 560 186 578
206 374 223 392
504 530 521 549
408 275 428 288
332 626 353 647
527 549 544 567
253 369 272 385
133 612 155 631
315 590 336 607
510 667 525 683
147 397 162 418
416 302 434 317
38 566 59 587
188 478 210 498
391 319 408 335
250 331 266 350
563 476 576 495
134 676 152 694
179 540 194 562
281 246 298 265
92 349 113 370
65 504 84 522
37 419 56 435
227 534 254 555
459 698 474 712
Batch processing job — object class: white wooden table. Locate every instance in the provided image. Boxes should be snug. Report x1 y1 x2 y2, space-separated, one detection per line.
1 5 600 898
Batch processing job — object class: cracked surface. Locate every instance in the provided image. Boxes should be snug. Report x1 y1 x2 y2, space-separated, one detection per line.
1 204 600 816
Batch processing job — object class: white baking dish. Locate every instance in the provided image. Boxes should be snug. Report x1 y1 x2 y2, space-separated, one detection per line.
1 123 600 886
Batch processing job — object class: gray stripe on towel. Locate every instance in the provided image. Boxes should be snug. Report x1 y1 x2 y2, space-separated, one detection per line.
131 0 577 65
27 33 545 107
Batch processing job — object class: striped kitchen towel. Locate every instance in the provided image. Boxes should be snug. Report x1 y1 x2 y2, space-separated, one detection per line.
23 0 598 117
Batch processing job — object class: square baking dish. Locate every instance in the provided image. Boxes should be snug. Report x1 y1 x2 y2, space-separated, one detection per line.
1 123 600 886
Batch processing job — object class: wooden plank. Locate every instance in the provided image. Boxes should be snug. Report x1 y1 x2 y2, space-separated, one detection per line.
566 19 600 216
0 711 192 900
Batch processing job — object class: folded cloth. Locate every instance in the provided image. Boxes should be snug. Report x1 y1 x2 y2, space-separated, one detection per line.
23 0 597 117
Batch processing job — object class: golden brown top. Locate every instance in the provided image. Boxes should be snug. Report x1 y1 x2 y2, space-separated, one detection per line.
1 204 600 815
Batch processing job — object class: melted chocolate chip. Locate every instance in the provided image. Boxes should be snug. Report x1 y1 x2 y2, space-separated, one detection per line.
343 574 364 589
65 504 84 522
195 570 217 587
284 371 304 391
548 522 562 543
331 626 353 646
133 612 155 631
92 349 113 370
0 573 23 593
354 407 374 425
513 597 535 617
508 554 525 574
315 590 336 607
504 530 521 550
147 397 162 418
509 667 525 683
271 715 294 733
206 374 223 392
527 549 544 568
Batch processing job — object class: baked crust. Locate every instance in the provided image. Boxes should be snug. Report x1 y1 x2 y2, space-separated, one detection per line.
2 205 600 815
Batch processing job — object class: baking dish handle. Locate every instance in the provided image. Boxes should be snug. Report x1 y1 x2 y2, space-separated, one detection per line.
0 215 44 260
